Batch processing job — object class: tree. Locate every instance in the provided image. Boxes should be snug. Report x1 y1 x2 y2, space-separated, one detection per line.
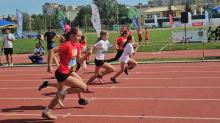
185 2 192 13
118 4 131 25
93 0 118 29
74 6 92 30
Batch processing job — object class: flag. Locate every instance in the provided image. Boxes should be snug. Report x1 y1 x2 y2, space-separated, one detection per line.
154 14 158 24
91 3 101 37
205 10 209 25
188 12 192 24
16 9 23 38
128 7 140 31
58 12 66 31
169 14 174 28
132 16 139 30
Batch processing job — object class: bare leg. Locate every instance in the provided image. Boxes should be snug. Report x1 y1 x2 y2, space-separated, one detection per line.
6 55 9 65
10 54 13 64
100 63 116 76
112 62 125 79
42 76 87 119
126 58 137 70
87 66 101 83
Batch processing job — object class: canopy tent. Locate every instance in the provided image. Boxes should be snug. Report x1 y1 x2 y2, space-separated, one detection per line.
0 20 17 29
212 5 220 13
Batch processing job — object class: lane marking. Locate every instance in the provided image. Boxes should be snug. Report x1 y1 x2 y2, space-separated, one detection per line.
1 76 220 82
62 113 71 118
1 97 220 101
1 86 220 90
0 70 220 77
0 113 220 121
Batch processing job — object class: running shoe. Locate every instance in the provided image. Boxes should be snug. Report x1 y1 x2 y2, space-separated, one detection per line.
42 111 57 120
38 81 48 91
110 77 117 83
78 98 89 105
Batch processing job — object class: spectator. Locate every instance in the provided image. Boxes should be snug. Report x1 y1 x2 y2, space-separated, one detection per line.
3 28 15 66
215 25 220 40
29 43 45 64
145 28 149 45
44 27 56 51
137 28 143 45
0 29 5 66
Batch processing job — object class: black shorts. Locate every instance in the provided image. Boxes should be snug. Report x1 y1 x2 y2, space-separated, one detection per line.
47 42 55 51
4 48 13 55
55 70 70 83
94 59 105 67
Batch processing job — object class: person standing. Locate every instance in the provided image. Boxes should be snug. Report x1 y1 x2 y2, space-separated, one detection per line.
145 28 149 45
137 28 143 45
44 27 56 51
3 28 15 66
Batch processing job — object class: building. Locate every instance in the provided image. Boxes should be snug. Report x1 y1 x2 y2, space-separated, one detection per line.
135 3 148 8
42 3 66 15
213 0 220 6
143 5 185 19
148 0 187 7
42 3 79 21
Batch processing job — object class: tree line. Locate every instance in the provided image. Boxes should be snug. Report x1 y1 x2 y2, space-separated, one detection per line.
11 0 132 32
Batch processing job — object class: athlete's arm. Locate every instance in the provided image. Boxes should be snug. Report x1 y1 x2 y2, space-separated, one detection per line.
47 47 59 73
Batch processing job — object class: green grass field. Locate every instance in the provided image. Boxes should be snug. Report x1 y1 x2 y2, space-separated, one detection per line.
1 29 220 54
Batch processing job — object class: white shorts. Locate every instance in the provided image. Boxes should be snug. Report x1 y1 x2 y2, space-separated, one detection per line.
119 56 130 63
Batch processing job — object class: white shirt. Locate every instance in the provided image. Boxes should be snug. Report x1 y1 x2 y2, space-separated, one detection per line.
94 40 111 60
3 33 15 48
119 43 134 63
34 47 45 56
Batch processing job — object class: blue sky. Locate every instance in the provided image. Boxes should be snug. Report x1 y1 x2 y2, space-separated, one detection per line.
0 0 148 15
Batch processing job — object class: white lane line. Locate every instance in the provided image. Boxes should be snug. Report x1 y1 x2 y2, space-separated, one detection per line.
0 74 49 77
131 71 220 74
0 70 220 76
62 113 71 118
0 97 220 101
1 86 220 90
0 113 220 121
0 76 220 82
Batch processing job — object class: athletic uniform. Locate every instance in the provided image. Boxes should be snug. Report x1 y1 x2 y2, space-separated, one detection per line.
55 41 78 82
145 31 149 43
119 43 134 63
69 43 82 73
94 40 110 67
107 37 126 63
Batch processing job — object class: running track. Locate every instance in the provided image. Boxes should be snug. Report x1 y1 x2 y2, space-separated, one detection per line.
0 62 220 123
